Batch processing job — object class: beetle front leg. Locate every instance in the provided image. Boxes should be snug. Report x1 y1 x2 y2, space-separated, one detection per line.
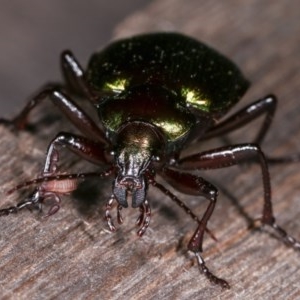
179 143 300 250
0 170 113 218
27 132 110 217
43 131 110 173
155 168 229 288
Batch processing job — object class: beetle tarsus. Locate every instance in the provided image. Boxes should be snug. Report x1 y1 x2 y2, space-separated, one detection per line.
250 217 300 250
0 205 18 216
194 252 230 289
0 192 41 217
268 222 300 250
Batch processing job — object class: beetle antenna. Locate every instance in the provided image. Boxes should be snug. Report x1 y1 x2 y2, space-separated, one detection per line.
6 169 114 195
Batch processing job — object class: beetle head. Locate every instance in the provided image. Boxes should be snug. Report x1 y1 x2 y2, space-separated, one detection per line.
113 121 164 208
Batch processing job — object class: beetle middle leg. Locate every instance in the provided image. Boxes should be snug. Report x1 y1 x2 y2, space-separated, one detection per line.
179 143 300 249
198 95 300 163
202 95 277 145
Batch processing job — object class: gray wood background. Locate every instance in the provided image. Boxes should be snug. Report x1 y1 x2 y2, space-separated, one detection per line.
0 1 299 299
0 0 150 116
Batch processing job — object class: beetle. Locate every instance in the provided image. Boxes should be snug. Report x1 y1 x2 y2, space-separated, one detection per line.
0 32 299 288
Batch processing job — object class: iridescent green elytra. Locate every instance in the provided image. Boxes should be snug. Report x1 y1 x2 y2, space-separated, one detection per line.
86 33 249 142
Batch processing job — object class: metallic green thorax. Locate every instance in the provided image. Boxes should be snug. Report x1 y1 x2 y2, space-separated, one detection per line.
98 85 195 142
86 33 249 142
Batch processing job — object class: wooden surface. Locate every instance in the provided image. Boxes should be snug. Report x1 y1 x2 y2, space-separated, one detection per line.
0 1 300 299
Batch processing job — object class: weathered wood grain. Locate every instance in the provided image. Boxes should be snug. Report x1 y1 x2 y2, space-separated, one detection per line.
0 1 299 299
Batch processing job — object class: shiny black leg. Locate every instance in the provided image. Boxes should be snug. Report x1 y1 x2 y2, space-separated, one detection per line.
0 88 108 144
178 143 300 249
22 132 109 217
0 169 114 217
39 131 110 215
202 95 277 144
153 168 229 288
60 50 98 103
42 131 109 173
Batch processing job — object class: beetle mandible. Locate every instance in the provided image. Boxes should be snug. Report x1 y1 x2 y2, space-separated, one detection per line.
0 32 299 289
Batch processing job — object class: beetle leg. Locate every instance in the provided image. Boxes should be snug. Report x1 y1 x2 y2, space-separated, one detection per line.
9 185 65 219
1 170 114 218
0 197 39 217
43 131 110 174
201 95 277 145
179 143 300 250
3 132 111 218
158 168 218 251
31 132 111 214
151 171 228 288
0 88 109 144
60 50 98 103
0 187 58 218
